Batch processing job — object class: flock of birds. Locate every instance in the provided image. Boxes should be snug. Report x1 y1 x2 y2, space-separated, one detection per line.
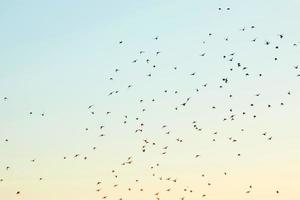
1 7 300 200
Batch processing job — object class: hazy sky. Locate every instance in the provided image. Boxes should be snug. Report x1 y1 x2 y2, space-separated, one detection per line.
1 0 300 200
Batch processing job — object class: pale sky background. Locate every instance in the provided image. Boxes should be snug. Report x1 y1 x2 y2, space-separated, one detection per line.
1 0 300 200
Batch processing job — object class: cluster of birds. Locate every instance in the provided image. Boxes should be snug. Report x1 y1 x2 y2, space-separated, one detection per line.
1 7 300 200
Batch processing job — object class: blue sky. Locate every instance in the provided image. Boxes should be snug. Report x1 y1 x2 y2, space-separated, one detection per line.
1 1 300 199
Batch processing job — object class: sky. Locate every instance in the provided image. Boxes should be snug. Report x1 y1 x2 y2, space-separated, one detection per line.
1 0 300 199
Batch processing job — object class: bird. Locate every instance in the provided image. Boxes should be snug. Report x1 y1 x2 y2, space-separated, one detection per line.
88 105 94 109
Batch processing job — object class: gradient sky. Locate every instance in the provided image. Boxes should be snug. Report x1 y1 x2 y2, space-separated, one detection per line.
1 0 300 200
